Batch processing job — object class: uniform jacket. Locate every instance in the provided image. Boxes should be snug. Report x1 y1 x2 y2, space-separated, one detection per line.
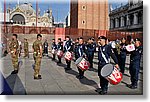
64 40 73 52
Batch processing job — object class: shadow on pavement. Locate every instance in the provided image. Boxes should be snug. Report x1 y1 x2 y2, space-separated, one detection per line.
65 69 78 76
79 77 99 89
5 74 26 95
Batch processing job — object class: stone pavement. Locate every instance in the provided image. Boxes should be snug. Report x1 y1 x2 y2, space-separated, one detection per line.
1 53 143 95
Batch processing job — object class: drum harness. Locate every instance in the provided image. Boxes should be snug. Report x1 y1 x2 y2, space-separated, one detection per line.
99 46 110 64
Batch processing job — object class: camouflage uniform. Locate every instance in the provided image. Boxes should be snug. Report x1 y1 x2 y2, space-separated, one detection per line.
24 41 29 58
9 40 19 71
32 40 42 78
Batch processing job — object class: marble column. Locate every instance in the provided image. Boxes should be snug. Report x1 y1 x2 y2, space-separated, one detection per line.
134 13 138 25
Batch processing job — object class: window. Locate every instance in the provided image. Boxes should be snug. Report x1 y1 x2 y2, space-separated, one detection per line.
82 5 86 10
82 20 86 24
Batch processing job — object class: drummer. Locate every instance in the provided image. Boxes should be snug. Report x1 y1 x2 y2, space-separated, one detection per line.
51 39 57 60
57 38 63 64
75 37 87 79
63 36 73 71
97 36 119 95
127 38 142 89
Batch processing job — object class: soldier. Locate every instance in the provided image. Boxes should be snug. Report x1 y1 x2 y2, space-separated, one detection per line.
75 37 87 79
86 38 95 70
24 38 29 58
51 39 57 60
64 36 73 70
96 36 119 95
9 34 19 74
127 38 142 89
18 40 22 57
57 38 63 64
119 38 127 74
43 39 48 57
32 34 43 79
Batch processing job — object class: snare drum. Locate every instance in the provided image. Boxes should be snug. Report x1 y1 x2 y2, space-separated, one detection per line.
75 57 90 71
51 49 56 54
64 51 73 61
101 64 122 85
57 50 63 58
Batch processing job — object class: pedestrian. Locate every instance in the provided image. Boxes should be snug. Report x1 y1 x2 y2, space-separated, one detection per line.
9 34 19 74
127 38 142 89
24 38 29 58
51 39 57 60
32 34 43 79
43 39 48 57
96 36 119 95
63 36 73 71
75 37 87 79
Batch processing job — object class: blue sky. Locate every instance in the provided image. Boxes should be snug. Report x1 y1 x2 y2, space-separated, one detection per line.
1 0 128 22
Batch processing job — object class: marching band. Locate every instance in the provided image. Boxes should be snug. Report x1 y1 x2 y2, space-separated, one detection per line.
9 34 143 95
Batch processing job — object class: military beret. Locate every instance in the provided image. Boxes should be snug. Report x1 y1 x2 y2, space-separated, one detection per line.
98 36 107 40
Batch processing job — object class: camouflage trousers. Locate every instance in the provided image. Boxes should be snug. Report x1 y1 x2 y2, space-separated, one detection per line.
24 49 29 57
33 55 42 78
11 54 18 71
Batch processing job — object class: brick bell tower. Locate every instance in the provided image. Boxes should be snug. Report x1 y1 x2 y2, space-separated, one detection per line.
70 0 109 30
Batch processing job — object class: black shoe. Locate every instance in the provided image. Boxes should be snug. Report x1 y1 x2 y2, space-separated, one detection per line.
57 62 62 64
38 75 42 79
98 90 107 95
76 75 80 79
65 67 71 71
11 70 18 74
95 88 102 93
127 84 137 89
79 75 84 79
34 76 42 80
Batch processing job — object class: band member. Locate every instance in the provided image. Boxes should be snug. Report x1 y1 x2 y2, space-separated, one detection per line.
51 39 57 60
74 38 79 62
9 34 19 74
119 38 127 74
43 39 48 57
32 34 43 79
64 36 73 70
75 37 87 79
97 36 119 95
127 38 142 89
24 38 29 58
57 38 63 64
86 38 95 70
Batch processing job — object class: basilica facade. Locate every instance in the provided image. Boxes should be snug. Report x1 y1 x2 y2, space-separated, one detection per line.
7 3 54 27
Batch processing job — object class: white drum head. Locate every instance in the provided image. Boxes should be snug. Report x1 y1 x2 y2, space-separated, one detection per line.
75 57 83 65
101 64 114 77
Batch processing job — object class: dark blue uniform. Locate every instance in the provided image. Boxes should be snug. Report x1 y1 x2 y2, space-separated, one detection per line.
86 43 96 69
64 40 73 69
129 46 142 87
75 44 87 78
51 42 57 60
57 42 63 63
119 43 127 74
98 44 118 93
74 42 79 61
